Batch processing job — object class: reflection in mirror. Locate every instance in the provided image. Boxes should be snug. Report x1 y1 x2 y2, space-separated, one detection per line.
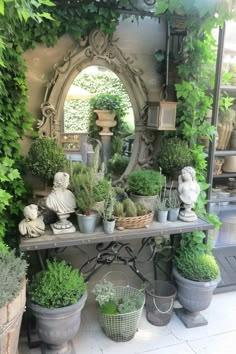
63 66 135 179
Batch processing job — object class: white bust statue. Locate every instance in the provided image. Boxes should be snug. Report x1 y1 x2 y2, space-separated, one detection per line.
178 166 200 222
19 204 45 238
46 172 76 214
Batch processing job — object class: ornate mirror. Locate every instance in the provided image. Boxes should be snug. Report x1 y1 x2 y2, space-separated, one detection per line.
38 29 155 183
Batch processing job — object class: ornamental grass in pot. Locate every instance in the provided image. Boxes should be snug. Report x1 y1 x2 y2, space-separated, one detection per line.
99 183 115 234
28 259 87 354
173 231 220 328
167 185 181 222
128 169 165 211
71 168 98 233
0 248 27 354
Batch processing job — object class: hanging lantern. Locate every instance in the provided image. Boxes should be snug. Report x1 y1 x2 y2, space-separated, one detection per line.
147 21 177 131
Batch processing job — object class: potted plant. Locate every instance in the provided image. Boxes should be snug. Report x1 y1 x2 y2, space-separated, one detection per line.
71 168 98 233
167 185 181 221
26 136 66 193
90 93 125 135
0 249 27 354
128 169 165 211
28 259 87 353
173 231 221 328
156 183 168 223
100 184 115 234
114 198 153 229
93 178 110 211
92 279 145 342
156 137 193 179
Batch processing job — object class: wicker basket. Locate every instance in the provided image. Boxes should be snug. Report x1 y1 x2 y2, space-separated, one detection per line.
98 286 145 342
115 211 154 229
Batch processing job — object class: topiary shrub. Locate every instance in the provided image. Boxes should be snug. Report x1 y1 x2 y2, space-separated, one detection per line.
174 231 220 281
26 137 66 186
175 252 220 281
156 137 193 176
128 170 165 196
28 259 86 309
0 251 27 309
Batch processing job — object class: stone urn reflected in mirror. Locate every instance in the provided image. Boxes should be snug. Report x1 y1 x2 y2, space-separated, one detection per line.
94 110 117 162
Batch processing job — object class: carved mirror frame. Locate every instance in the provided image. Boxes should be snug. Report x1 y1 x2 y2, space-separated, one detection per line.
38 29 155 183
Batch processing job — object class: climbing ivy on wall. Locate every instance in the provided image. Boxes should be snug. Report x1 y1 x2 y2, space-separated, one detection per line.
155 0 235 227
0 0 131 246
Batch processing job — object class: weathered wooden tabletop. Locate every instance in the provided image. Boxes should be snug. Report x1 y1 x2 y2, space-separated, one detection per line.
19 218 213 251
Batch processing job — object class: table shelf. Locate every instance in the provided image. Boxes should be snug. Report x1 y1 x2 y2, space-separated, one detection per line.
19 218 213 251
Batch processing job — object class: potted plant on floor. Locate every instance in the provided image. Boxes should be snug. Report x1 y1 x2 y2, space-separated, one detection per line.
173 231 221 328
100 184 115 234
156 137 193 180
71 168 98 233
128 169 165 211
28 259 87 354
0 248 27 354
92 280 145 342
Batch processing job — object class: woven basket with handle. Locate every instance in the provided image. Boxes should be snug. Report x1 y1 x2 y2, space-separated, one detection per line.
115 211 154 229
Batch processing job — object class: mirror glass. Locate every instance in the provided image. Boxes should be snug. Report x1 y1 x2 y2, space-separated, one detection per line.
63 65 135 178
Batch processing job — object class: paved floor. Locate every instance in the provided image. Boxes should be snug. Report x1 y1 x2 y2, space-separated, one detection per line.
19 291 236 354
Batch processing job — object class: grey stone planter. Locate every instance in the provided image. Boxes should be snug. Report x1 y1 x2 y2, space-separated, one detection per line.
173 267 220 328
130 193 158 212
28 292 87 354
103 219 115 234
76 212 97 234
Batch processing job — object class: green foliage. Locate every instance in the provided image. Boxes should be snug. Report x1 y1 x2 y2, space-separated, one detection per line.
175 231 220 281
167 189 181 209
128 170 165 196
114 201 125 217
157 137 193 175
175 252 220 281
92 280 143 315
94 179 110 202
71 168 96 214
26 137 66 182
28 259 86 308
91 93 127 112
123 198 137 217
107 153 129 176
0 250 27 308
136 203 148 216
101 184 115 221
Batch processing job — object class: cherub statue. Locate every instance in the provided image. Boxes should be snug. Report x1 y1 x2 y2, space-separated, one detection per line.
46 172 76 234
178 166 200 222
19 204 45 238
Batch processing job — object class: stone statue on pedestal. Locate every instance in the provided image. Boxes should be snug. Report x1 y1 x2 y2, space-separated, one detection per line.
19 204 45 238
46 172 76 234
178 167 200 222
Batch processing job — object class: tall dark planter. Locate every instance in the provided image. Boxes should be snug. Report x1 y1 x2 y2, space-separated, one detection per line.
173 268 220 328
28 292 87 354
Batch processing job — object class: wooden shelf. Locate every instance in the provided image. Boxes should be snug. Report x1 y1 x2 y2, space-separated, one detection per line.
215 150 236 156
213 173 236 178
19 218 213 251
221 86 236 97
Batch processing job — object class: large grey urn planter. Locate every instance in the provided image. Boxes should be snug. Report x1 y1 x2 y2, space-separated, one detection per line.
173 268 220 328
28 291 87 354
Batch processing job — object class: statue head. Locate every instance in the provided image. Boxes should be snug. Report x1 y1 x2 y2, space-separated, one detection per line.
24 204 38 221
53 172 70 190
181 166 196 182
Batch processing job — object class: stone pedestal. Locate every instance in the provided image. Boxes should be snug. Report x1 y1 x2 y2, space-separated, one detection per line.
51 212 76 234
